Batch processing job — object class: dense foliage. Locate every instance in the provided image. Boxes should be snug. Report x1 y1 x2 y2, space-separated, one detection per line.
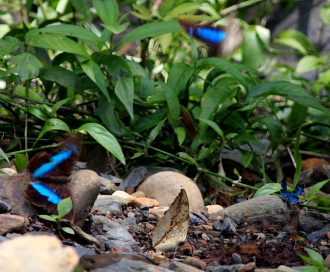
0 0 329 209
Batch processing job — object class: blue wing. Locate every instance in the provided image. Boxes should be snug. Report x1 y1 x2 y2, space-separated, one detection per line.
33 162 57 179
280 179 304 204
30 182 63 204
51 149 72 164
195 27 227 43
291 185 305 196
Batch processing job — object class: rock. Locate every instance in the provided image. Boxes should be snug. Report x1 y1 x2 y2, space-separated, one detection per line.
307 223 330 243
1 168 17 175
131 191 145 198
138 171 204 212
0 214 25 235
93 195 126 214
209 195 291 222
183 256 207 270
92 215 139 252
206 263 245 272
0 173 38 217
99 176 117 195
80 252 151 271
170 261 205 272
112 190 131 199
127 196 160 208
325 254 330 269
212 217 236 235
74 246 95 258
299 210 330 234
69 170 100 227
205 205 223 215
0 200 11 213
0 235 79 272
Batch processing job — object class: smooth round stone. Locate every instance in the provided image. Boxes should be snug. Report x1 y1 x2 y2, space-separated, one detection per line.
138 171 204 212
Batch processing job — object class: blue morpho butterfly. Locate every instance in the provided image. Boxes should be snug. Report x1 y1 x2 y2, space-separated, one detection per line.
280 179 305 204
179 19 243 57
25 136 81 221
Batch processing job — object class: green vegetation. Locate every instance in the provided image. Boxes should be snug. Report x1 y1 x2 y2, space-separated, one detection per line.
0 0 329 209
298 248 330 272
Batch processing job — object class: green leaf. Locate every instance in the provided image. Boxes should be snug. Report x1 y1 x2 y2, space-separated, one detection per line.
28 104 52 121
304 248 326 265
158 82 180 124
8 52 43 80
275 29 316 55
198 117 224 139
174 127 186 146
14 154 28 172
34 24 103 43
296 265 321 272
241 152 254 168
253 183 282 198
177 152 198 166
120 21 182 44
93 0 118 26
77 123 125 165
57 197 73 218
146 118 166 151
81 60 110 103
104 22 130 35
115 77 134 120
167 63 196 96
0 36 19 59
295 56 324 75
38 214 57 222
242 26 264 69
34 118 71 145
257 116 283 141
247 81 330 116
51 98 71 117
321 5 330 25
305 179 330 201
199 86 235 135
0 148 10 163
26 32 90 59
163 3 200 20
132 4 152 20
61 227 75 235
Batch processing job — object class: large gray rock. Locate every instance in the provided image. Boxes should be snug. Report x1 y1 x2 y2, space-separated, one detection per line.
138 171 204 212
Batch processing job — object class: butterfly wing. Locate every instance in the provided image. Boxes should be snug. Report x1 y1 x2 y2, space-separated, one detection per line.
280 179 304 204
25 182 74 221
179 19 243 56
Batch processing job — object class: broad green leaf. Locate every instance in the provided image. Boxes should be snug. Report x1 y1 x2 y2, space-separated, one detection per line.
38 214 57 222
296 265 320 272
77 123 125 165
34 118 71 145
0 36 19 59
167 63 196 96
313 70 330 93
132 4 152 20
93 0 118 26
199 86 235 135
304 248 326 265
61 227 75 235
174 127 186 146
28 104 52 121
51 98 71 117
146 119 166 151
115 77 134 120
34 25 103 43
305 179 330 201
158 33 172 52
197 58 250 89
120 21 182 44
241 152 254 168
81 60 110 103
321 5 330 25
253 183 282 198
287 103 308 132
257 116 283 141
97 97 132 137
163 3 200 20
295 56 324 75
57 197 73 217
247 81 330 116
198 117 224 139
8 52 43 80
177 152 198 166
132 115 163 133
0 148 10 163
275 29 316 54
130 152 144 159
104 22 130 35
242 26 264 69
14 154 28 172
26 32 90 59
157 82 180 124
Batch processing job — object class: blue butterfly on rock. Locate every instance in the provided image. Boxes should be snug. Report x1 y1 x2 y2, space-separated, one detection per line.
179 18 243 57
280 179 305 204
25 136 82 221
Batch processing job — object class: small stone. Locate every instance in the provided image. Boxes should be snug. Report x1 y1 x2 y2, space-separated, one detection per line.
325 254 330 269
205 205 224 215
140 204 150 210
99 176 117 195
112 190 131 199
170 261 204 272
1 168 17 175
0 235 79 272
0 201 11 213
0 214 25 235
232 253 242 264
184 256 207 270
150 207 169 218
131 191 145 198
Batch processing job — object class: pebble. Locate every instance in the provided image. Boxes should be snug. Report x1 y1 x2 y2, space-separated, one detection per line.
1 168 17 175
0 235 79 272
93 195 126 214
184 256 207 270
0 214 25 235
205 205 224 215
0 200 11 213
325 254 330 269
99 176 117 195
170 261 205 272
